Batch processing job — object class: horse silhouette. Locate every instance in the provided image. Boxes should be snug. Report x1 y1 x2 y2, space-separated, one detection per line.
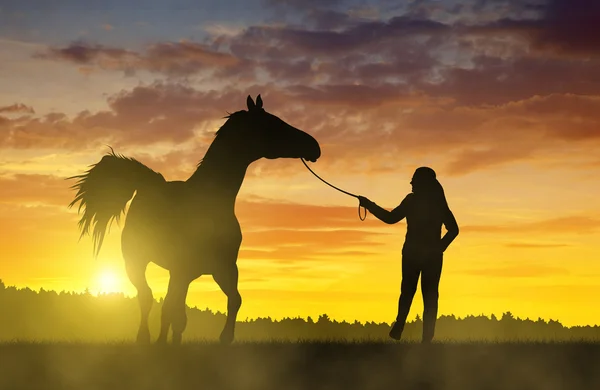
68 95 321 345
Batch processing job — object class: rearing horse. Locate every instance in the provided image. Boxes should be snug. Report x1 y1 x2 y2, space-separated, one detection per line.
69 95 321 345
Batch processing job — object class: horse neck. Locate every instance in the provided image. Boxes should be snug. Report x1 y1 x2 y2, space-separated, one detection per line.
187 144 253 207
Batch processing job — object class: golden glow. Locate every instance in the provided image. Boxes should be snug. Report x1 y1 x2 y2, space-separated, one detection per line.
2 29 600 329
94 268 123 294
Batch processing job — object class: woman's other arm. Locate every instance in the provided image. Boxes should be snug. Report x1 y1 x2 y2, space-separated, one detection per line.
359 194 412 224
440 208 459 252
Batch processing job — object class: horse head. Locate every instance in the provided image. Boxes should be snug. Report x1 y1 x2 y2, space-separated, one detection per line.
238 94 321 163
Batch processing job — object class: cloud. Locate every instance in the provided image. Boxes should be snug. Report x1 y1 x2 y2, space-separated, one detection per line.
3 79 600 178
0 174 71 206
396 94 600 175
463 215 600 235
236 197 384 229
264 0 344 9
0 203 77 247
0 175 390 265
8 3 600 176
239 247 377 261
239 228 387 263
32 4 600 105
234 16 450 56
419 55 600 105
0 83 248 151
36 40 240 77
463 264 570 278
0 103 35 114
445 145 535 176
504 242 571 248
457 0 600 58
532 0 600 56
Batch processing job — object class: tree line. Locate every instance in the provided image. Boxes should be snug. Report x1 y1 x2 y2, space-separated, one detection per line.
1 280 598 342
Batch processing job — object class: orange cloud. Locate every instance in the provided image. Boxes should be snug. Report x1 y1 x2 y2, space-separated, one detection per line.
236 197 384 229
463 215 600 235
0 172 389 266
3 83 600 178
0 174 71 206
463 264 570 278
504 242 571 249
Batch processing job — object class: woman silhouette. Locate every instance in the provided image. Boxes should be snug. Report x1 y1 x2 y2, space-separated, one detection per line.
359 167 459 343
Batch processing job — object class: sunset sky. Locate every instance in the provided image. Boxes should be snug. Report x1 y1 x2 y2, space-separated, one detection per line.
1 0 600 327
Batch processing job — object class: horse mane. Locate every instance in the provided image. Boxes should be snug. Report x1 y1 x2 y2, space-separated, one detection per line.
196 109 247 168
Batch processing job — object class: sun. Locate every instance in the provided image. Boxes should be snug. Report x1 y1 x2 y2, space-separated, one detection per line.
96 269 122 294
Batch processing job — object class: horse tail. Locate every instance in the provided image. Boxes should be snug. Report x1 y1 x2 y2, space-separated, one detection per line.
68 149 165 257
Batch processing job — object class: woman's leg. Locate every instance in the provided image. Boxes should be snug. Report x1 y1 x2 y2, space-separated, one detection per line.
390 253 421 340
421 254 444 343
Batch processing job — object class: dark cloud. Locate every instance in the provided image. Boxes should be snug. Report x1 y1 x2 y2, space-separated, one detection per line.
0 103 35 114
12 1 600 175
264 0 344 10
419 55 600 106
36 41 240 77
271 16 450 54
465 0 600 57
533 0 600 56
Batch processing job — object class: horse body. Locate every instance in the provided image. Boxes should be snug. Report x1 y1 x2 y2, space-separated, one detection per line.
69 95 320 345
122 180 242 275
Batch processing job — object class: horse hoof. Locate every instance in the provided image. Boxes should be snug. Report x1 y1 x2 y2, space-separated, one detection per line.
136 332 151 345
389 322 403 341
219 331 234 345
172 334 182 346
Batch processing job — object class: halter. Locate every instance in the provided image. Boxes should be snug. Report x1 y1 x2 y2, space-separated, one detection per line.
301 158 367 221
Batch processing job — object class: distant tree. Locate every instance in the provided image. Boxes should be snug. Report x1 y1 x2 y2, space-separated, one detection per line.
0 282 599 342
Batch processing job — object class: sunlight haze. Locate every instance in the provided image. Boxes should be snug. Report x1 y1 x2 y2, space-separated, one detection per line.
1 0 600 328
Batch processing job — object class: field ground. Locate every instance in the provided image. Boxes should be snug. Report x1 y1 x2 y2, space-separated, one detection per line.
0 341 599 390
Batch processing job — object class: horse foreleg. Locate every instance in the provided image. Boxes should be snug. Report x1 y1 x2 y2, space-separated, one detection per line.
125 261 153 344
213 266 241 345
156 273 191 345
156 301 171 345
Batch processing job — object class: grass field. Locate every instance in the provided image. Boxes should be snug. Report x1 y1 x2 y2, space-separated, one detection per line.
1 341 599 390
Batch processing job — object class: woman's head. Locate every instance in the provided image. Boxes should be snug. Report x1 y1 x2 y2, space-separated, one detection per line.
410 166 449 210
410 167 437 194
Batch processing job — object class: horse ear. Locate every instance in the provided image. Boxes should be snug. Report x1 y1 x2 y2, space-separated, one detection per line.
247 95 256 111
256 94 263 109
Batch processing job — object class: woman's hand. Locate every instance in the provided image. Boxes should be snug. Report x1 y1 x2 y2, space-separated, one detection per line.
358 196 372 209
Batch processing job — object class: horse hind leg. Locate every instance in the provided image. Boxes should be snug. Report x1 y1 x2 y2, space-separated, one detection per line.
125 260 153 344
213 265 242 345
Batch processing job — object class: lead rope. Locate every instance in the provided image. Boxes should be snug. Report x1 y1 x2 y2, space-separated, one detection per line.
301 158 367 221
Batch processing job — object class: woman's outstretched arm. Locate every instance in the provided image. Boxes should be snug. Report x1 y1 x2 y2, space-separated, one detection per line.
359 194 412 224
440 208 459 252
